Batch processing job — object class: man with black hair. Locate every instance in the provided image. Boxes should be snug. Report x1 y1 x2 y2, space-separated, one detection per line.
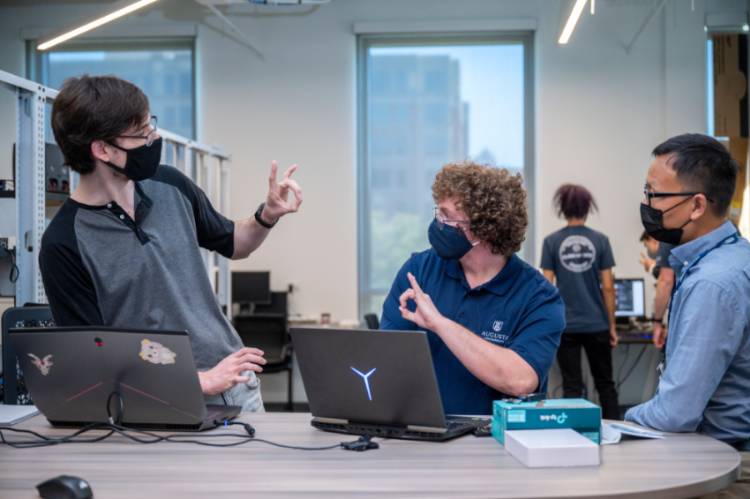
40 75 303 413
626 133 750 497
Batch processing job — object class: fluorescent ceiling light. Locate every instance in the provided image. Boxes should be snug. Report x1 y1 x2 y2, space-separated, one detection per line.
559 0 588 45
38 0 159 51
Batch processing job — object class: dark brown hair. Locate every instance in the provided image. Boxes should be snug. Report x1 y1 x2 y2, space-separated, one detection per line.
51 75 149 174
432 161 528 256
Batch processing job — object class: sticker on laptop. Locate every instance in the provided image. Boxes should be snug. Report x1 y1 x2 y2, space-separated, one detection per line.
139 339 177 365
28 353 53 376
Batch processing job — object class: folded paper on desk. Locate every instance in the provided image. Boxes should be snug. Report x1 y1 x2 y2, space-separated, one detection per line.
601 421 665 445
0 404 39 425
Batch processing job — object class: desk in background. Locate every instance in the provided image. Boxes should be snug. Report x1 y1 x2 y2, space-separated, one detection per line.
0 413 740 498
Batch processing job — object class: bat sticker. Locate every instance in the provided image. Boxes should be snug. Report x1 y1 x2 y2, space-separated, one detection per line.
28 353 53 376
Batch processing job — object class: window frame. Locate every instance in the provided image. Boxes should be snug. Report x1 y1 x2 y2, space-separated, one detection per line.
26 37 197 140
356 31 536 317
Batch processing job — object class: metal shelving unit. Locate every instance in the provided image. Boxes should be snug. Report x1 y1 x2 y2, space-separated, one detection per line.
0 68 232 312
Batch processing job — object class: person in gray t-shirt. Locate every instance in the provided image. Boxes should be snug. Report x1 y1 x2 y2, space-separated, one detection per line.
40 75 303 413
541 184 619 419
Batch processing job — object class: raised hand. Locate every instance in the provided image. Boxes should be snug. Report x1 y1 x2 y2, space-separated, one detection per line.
262 160 303 223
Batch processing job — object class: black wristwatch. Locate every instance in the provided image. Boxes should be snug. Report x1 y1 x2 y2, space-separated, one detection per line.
651 317 664 326
254 202 277 229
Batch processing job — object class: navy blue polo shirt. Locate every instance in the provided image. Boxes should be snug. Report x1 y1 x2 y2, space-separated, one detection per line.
380 249 565 415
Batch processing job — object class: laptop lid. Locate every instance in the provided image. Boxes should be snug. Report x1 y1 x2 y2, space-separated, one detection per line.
8 327 208 427
290 327 447 430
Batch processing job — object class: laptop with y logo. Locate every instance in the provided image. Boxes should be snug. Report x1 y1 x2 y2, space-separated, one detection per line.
290 327 483 441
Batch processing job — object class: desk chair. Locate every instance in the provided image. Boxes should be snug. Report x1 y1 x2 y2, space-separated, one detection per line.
232 292 293 411
2 304 54 405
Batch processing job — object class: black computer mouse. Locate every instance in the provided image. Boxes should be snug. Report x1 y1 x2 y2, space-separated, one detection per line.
36 475 93 499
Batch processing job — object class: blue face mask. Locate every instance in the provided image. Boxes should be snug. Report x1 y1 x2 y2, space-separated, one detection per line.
428 218 474 260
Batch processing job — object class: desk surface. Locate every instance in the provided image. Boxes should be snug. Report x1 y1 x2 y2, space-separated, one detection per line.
0 413 740 499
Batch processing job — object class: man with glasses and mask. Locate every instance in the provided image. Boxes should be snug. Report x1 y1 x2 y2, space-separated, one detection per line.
625 134 750 497
40 75 303 413
380 161 565 415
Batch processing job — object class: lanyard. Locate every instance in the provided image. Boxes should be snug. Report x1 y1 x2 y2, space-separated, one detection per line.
673 232 740 294
659 231 740 374
667 231 740 329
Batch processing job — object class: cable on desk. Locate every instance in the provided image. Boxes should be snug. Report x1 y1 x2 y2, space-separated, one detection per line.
0 421 369 451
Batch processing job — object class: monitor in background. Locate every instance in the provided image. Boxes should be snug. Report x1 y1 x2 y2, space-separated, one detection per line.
232 271 271 311
614 278 646 321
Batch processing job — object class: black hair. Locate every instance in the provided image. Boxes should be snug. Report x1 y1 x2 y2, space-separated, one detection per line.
652 133 738 216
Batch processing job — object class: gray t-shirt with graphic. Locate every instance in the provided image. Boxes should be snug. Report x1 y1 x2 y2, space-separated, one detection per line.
540 226 615 333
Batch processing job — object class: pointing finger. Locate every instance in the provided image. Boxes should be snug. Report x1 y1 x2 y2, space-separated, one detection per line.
406 272 423 294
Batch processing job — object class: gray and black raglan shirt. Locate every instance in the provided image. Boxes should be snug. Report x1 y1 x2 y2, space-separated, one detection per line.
39 165 245 373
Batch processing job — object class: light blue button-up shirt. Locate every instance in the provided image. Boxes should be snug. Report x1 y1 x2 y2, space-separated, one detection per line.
625 220 750 444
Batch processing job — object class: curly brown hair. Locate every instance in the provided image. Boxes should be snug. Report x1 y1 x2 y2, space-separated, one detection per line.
432 161 528 256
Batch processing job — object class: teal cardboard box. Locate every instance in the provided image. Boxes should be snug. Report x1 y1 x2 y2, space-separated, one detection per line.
491 398 601 445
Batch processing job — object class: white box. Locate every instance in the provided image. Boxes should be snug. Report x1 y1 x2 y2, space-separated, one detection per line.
505 428 601 468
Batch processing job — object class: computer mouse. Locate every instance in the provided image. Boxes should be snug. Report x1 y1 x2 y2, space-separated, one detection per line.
36 475 93 499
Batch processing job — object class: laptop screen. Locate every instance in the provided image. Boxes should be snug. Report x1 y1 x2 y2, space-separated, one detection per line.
9 327 207 427
290 328 447 429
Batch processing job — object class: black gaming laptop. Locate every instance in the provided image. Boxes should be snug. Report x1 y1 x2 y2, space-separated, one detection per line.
8 327 240 431
290 327 485 441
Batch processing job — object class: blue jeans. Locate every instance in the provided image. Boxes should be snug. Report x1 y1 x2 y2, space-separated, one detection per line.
204 370 265 413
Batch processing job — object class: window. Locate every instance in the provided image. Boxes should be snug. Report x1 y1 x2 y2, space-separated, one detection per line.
30 39 195 139
357 34 534 316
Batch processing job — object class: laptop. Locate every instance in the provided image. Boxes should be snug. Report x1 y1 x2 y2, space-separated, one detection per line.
290 327 486 441
8 327 240 431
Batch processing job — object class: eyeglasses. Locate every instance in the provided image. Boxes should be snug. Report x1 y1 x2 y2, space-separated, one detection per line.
434 206 470 228
642 186 713 207
117 116 158 147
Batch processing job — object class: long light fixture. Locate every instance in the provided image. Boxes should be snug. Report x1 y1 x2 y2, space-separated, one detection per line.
38 0 159 51
558 0 588 45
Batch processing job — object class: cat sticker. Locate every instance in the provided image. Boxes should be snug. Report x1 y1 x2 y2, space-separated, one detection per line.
139 339 177 365
28 353 53 376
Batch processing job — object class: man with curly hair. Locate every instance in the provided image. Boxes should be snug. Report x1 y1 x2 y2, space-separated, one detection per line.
380 161 566 415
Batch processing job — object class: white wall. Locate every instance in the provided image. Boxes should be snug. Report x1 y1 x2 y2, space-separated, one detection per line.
0 0 739 402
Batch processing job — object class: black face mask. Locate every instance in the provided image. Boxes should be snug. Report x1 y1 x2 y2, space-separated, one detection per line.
104 137 162 181
640 196 694 245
